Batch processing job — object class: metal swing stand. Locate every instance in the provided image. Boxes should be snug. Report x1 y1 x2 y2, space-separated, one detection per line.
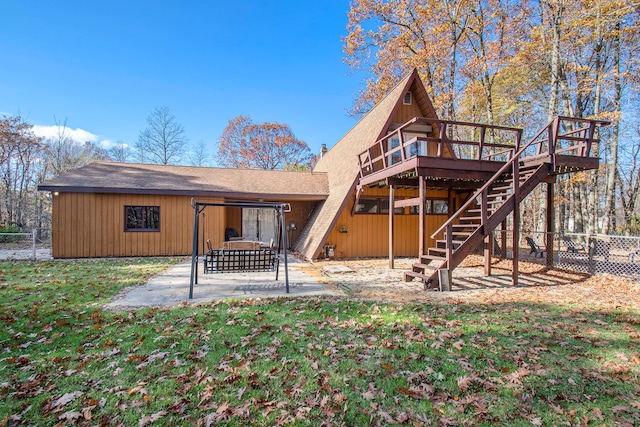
189 199 290 299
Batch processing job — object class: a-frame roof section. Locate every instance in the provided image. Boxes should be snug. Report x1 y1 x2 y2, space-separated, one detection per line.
294 69 437 260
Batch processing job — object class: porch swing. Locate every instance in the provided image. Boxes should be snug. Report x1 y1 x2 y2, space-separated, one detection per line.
204 207 284 274
189 199 291 299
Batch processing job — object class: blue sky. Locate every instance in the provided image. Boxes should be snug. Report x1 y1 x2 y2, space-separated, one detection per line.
0 1 364 162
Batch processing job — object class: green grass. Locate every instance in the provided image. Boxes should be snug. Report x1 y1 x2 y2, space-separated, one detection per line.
1 259 639 426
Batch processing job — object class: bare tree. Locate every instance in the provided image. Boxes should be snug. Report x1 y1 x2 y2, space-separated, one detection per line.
136 106 187 165
0 115 42 227
45 119 109 176
187 140 211 167
108 140 133 163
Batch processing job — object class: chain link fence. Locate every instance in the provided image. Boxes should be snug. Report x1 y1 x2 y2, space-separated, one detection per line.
491 230 640 281
0 228 52 260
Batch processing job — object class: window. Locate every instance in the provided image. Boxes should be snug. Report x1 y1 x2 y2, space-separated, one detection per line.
433 200 449 214
380 199 405 214
410 199 450 215
386 137 402 165
125 206 160 231
355 198 379 214
403 91 412 105
355 198 405 215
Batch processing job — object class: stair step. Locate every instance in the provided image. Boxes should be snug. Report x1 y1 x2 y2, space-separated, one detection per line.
451 231 473 237
412 263 438 272
467 208 496 214
420 254 446 263
428 248 446 255
436 239 466 246
452 223 479 229
459 216 482 221
404 270 432 283
487 191 510 198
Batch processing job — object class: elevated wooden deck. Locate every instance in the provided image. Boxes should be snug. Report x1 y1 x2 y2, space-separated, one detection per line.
356 116 604 191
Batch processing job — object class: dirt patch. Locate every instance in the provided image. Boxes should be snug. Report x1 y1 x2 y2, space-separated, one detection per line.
312 255 640 310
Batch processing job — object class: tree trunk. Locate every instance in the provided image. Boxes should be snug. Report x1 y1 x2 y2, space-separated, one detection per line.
601 22 622 234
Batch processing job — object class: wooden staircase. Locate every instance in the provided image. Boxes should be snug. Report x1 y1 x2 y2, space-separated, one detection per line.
404 116 609 290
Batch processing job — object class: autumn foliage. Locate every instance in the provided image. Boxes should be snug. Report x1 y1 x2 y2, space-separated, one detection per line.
217 116 313 170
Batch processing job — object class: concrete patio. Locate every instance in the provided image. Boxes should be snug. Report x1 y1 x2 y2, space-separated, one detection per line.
105 255 343 309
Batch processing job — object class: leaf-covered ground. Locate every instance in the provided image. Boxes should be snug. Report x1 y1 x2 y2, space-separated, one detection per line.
1 258 639 426
314 256 640 311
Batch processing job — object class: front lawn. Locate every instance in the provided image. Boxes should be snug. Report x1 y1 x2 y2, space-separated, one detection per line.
1 259 639 426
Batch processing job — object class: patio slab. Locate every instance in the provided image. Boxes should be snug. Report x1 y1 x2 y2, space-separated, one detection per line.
105 256 343 309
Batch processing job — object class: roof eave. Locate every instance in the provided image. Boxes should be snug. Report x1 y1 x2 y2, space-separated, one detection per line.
37 185 328 201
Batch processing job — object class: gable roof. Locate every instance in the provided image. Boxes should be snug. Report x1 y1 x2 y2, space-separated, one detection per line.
293 69 437 259
38 161 329 200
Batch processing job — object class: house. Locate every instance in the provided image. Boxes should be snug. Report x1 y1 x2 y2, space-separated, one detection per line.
39 69 607 288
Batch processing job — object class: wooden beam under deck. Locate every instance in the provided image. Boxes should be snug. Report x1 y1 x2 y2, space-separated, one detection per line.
554 155 599 170
394 197 420 208
416 157 505 174
416 168 499 181
359 157 505 188
384 177 490 191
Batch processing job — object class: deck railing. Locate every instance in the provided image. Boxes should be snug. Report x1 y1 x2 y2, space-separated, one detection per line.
521 116 603 165
357 117 523 179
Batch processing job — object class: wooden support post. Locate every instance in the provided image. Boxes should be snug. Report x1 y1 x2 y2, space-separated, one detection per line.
512 200 520 287
389 185 395 269
512 160 520 287
482 189 491 276
484 233 492 276
501 219 508 259
419 176 425 257
546 182 555 267
445 223 453 277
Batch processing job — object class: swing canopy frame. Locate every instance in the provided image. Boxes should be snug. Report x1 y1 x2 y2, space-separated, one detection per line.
189 198 291 299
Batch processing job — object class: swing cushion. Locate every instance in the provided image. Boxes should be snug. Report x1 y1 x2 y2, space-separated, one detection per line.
223 240 261 250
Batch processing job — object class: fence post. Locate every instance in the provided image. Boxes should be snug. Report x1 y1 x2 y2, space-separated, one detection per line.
32 228 37 260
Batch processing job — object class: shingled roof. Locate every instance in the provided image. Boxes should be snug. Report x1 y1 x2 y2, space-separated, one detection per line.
293 69 437 259
38 161 329 200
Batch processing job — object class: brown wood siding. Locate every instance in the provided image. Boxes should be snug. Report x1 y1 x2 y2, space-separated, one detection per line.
225 207 242 236
394 99 424 124
50 193 317 258
325 187 451 259
51 193 225 258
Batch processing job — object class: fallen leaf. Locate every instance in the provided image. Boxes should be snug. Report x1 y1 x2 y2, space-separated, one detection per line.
378 410 396 424
452 340 465 350
611 405 630 413
591 407 604 421
362 390 375 400
58 411 81 422
457 376 473 392
51 391 83 412
139 411 167 426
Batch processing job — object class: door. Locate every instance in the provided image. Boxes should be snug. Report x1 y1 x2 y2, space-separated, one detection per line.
242 208 277 244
